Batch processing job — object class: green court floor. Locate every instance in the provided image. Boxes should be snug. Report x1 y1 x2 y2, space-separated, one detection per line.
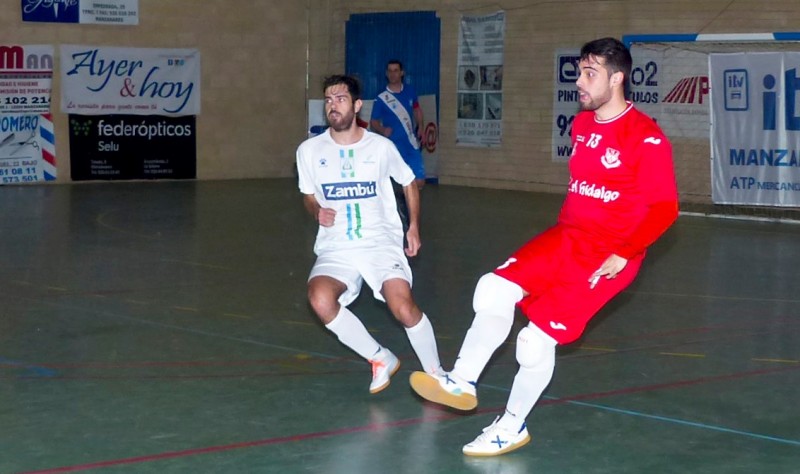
1 179 798 473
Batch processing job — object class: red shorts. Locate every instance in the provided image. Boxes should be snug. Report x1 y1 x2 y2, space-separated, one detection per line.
493 224 643 344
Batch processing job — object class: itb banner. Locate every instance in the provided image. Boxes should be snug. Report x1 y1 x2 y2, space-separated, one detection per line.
710 53 800 206
69 114 196 181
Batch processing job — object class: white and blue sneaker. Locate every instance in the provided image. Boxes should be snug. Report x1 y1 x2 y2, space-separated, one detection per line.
408 370 477 411
369 349 400 394
462 416 531 456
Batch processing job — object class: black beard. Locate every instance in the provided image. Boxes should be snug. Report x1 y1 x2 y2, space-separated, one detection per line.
327 112 355 132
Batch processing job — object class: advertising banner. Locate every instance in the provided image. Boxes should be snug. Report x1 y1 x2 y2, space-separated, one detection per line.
629 44 710 140
69 114 195 180
0 114 56 184
552 49 580 162
22 0 139 25
61 45 200 116
456 11 504 147
0 44 53 115
710 53 800 206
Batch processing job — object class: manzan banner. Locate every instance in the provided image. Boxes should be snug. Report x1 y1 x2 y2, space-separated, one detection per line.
710 52 800 206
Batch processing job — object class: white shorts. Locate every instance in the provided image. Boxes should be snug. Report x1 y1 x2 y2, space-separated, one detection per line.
308 246 413 306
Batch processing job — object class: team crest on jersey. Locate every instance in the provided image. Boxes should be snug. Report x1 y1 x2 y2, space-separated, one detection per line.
601 147 621 169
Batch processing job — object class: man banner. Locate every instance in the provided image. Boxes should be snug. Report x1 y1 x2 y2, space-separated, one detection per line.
0 44 53 115
0 45 56 184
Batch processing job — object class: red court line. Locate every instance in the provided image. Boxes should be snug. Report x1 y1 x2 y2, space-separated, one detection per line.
539 363 800 405
5 369 363 381
562 324 800 361
20 414 454 474
20 363 800 473
585 317 800 345
17 356 351 369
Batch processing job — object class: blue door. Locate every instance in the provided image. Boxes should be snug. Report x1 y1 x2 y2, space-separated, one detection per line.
345 11 440 105
346 11 441 180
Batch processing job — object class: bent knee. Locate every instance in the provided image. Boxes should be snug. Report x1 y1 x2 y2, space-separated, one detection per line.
473 272 523 314
516 325 556 369
307 279 344 321
387 297 422 328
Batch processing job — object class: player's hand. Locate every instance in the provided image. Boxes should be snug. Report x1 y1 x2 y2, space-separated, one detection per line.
317 207 336 227
405 226 421 257
383 126 393 138
589 254 628 289
417 131 426 147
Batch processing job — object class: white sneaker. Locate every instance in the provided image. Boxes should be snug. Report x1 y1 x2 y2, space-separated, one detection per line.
462 416 530 457
369 349 400 394
409 370 477 411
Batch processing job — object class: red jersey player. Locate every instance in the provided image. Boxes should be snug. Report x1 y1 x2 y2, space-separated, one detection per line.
409 37 678 456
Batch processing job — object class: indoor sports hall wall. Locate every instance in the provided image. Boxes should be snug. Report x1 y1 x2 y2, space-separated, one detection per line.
3 0 800 210
0 1 309 181
307 0 800 207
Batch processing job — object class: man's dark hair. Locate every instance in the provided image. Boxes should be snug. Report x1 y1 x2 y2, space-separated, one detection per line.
322 75 362 102
386 59 404 70
580 37 632 83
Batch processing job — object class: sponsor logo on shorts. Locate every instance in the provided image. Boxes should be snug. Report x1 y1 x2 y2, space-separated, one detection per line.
323 181 377 201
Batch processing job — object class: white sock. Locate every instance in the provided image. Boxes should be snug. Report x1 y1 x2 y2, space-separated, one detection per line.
452 273 521 383
405 313 442 374
325 306 382 361
452 311 513 383
497 329 556 433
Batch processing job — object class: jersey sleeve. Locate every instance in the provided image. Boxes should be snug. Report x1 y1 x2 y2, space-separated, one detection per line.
613 128 679 259
296 143 316 195
614 201 678 259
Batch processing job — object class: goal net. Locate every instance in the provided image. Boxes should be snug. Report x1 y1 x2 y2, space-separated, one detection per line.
626 33 800 221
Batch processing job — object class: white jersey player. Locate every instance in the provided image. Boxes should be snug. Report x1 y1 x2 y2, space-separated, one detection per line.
296 74 442 394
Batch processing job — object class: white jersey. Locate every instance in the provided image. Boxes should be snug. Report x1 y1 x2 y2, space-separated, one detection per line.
297 129 415 255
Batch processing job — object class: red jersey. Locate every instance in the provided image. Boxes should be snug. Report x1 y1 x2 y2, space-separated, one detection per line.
559 103 678 259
